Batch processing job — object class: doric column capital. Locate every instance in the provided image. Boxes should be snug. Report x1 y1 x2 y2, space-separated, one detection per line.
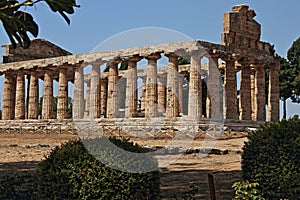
146 53 161 61
109 58 122 65
127 56 142 63
165 52 179 59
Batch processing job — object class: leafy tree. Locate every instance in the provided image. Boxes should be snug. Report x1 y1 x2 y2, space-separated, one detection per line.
279 57 295 119
0 0 80 48
287 37 300 103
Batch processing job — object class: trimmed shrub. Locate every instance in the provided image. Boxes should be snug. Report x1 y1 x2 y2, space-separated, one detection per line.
0 174 37 200
36 137 160 200
242 116 300 199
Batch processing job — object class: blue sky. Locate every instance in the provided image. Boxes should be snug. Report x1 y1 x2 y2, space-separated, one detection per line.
0 0 300 118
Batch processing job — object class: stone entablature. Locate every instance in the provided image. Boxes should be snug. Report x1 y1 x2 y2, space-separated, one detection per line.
0 5 280 123
2 38 72 63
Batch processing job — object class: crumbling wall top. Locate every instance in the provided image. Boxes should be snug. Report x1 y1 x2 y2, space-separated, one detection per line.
2 38 72 63
222 4 262 50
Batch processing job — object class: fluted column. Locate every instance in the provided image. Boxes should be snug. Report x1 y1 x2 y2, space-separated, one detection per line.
107 60 121 118
268 59 280 122
15 73 25 120
100 78 108 117
188 53 202 119
57 68 68 119
178 75 183 115
89 65 101 118
166 54 179 118
207 55 221 119
42 71 54 119
145 54 161 118
85 81 90 113
2 73 16 120
224 59 237 120
73 67 85 119
255 66 266 121
157 75 167 114
141 77 146 112
28 73 39 119
125 57 141 118
239 61 252 120
250 69 256 120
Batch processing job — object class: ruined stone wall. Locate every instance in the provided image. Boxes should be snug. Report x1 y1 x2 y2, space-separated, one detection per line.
222 4 262 49
2 39 72 63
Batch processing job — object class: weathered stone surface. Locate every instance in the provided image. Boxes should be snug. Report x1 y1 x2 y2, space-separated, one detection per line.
239 62 251 120
42 72 54 119
188 53 202 119
100 79 108 117
28 73 39 119
268 60 280 122
166 54 179 118
145 54 161 118
89 65 100 118
73 67 85 119
2 74 16 120
15 73 25 120
157 76 167 114
207 56 221 119
107 61 120 118
224 59 237 120
57 68 68 119
125 57 141 118
254 66 266 121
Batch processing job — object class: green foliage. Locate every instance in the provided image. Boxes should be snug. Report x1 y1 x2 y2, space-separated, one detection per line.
0 138 160 199
36 137 160 200
0 174 37 200
287 37 300 103
0 0 79 48
242 116 300 199
232 181 265 200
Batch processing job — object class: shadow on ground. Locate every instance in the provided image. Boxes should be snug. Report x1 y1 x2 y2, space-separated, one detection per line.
0 161 39 179
160 169 242 200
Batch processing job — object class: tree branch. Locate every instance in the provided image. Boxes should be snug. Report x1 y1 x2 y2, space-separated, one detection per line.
0 0 42 11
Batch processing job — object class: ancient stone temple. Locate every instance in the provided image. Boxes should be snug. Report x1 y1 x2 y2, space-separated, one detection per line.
0 5 280 125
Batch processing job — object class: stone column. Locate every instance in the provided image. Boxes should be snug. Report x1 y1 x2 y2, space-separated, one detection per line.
15 73 25 120
250 69 256 120
125 57 141 118
2 73 16 120
255 66 266 121
268 59 280 122
42 71 54 119
25 75 30 119
57 68 68 119
166 54 179 118
224 59 237 120
100 78 108 117
157 75 167 114
85 81 90 113
89 65 101 118
145 54 161 118
239 61 252 120
188 53 202 119
178 75 183 115
107 60 121 118
73 67 85 119
207 55 221 119
28 73 39 119
140 78 146 112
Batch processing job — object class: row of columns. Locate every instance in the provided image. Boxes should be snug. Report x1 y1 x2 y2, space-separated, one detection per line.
1 53 280 122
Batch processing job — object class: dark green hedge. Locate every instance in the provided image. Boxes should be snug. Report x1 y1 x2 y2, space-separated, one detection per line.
0 137 160 200
242 116 300 199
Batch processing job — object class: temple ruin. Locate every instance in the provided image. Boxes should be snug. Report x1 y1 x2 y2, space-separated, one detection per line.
0 5 280 130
